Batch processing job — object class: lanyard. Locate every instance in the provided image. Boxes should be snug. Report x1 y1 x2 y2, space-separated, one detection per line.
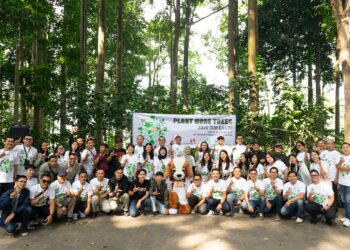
23 145 31 158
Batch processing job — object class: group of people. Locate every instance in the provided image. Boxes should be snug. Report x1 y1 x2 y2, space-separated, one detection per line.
0 133 350 238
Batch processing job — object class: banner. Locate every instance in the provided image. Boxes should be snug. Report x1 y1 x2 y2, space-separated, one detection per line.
132 113 236 147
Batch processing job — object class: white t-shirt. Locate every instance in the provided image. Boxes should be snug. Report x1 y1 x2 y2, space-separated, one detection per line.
307 182 334 206
140 155 155 180
321 150 341 182
218 162 234 179
134 145 144 163
185 155 195 166
50 180 72 202
57 155 65 165
30 184 55 207
81 148 96 176
227 177 248 197
0 149 20 183
72 180 93 201
26 177 38 189
310 161 331 179
206 179 227 200
14 144 38 175
263 178 283 200
246 179 264 200
336 155 350 187
297 152 310 163
90 177 109 196
154 157 170 174
199 163 210 182
255 164 265 180
213 144 232 162
231 144 247 164
187 183 207 199
267 160 287 180
154 146 168 158
172 144 185 157
121 154 138 179
282 180 306 201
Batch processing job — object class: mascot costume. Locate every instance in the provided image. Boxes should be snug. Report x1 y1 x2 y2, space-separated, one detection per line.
165 157 193 214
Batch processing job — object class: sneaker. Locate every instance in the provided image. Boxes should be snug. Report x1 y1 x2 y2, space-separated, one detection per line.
224 212 232 217
274 215 281 221
340 217 347 222
296 217 303 224
27 224 36 230
20 229 29 237
219 210 223 216
343 219 350 227
259 213 264 220
124 211 129 216
207 210 215 216
191 210 196 215
151 211 157 217
67 217 73 222
239 208 244 214
38 218 47 225
79 211 86 218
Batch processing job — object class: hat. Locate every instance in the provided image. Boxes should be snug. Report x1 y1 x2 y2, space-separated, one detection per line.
274 143 283 148
57 170 67 177
217 135 224 140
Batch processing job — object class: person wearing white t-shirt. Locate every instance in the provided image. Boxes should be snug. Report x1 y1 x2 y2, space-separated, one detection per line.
295 141 310 165
248 154 265 180
241 169 266 219
211 135 232 163
195 141 210 162
72 171 92 218
226 167 248 213
134 135 145 164
30 173 55 225
14 135 38 176
217 150 234 180
306 169 336 225
265 153 288 183
153 146 170 175
140 143 155 180
153 136 167 158
196 151 213 183
186 174 208 215
289 154 311 186
309 151 331 181
263 167 283 220
206 169 231 216
50 170 76 221
336 142 350 227
0 137 19 195
90 169 110 216
121 144 138 180
81 138 97 179
25 164 38 189
169 134 185 158
280 171 306 223
231 135 247 164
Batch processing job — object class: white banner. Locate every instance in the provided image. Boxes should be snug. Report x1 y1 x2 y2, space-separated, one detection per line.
132 113 236 147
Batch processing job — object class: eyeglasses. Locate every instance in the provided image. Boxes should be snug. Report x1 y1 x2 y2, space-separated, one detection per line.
69 157 76 160
42 180 51 184
311 175 319 177
270 171 278 174
194 179 201 181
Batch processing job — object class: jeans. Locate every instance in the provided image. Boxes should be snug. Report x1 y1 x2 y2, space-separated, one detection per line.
150 196 167 214
305 202 336 222
32 205 50 219
280 199 304 219
339 184 350 219
241 196 265 213
207 198 231 214
129 198 152 217
188 195 208 215
227 194 242 209
1 206 32 234
264 195 282 215
75 198 89 214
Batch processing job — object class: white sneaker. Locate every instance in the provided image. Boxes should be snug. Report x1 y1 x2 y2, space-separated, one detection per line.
79 211 86 218
207 210 215 216
340 217 347 222
343 219 350 227
296 217 303 224
191 210 196 215
219 210 223 216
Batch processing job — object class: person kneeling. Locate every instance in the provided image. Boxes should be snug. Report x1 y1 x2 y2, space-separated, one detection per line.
0 175 32 238
91 169 111 217
186 174 207 215
128 169 151 217
241 169 265 219
206 169 231 216
108 167 130 216
50 170 76 222
72 170 92 218
226 167 248 214
280 171 305 223
150 171 169 216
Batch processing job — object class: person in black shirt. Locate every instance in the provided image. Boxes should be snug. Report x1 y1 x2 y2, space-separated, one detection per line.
272 143 289 167
108 168 130 215
128 169 151 217
149 172 168 216
246 142 266 165
107 135 126 178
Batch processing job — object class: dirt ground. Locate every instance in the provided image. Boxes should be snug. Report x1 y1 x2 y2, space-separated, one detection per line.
0 211 349 250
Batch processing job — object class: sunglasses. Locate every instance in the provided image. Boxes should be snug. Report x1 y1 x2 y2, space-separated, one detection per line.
42 180 51 184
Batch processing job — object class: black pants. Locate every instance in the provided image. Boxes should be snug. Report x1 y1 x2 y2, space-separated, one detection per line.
305 202 336 222
332 181 339 211
75 198 88 213
0 182 14 196
32 205 50 219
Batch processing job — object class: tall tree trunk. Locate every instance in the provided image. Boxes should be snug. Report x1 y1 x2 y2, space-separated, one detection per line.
315 42 322 104
307 61 313 106
228 0 238 114
182 0 191 112
95 0 106 144
60 64 67 137
248 0 258 113
14 28 23 124
116 0 123 86
330 0 350 142
335 68 340 138
170 0 180 114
